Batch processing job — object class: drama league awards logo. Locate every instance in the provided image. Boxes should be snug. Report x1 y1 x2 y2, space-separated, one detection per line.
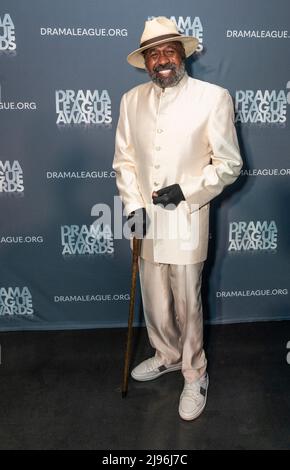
228 220 277 251
0 13 16 51
0 287 33 316
55 89 112 126
60 224 114 255
60 203 114 257
0 160 24 193
235 82 290 124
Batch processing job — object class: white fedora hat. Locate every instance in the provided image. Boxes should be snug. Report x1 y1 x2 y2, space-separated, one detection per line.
127 16 199 69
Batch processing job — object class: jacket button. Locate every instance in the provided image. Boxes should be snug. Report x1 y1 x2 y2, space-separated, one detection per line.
154 164 160 169
157 129 163 134
155 146 161 151
154 182 159 186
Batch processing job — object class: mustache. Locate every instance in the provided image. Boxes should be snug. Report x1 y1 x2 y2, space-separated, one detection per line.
153 63 177 73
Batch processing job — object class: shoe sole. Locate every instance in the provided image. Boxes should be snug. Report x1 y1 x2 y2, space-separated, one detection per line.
131 363 182 382
179 375 209 421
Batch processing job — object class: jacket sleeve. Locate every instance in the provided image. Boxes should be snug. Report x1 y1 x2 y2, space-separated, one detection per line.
180 89 243 212
113 93 145 216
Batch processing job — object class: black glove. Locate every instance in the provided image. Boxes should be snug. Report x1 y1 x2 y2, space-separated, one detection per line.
127 207 147 238
152 184 185 208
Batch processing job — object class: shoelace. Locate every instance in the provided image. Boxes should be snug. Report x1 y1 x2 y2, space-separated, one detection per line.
145 357 163 372
182 380 203 402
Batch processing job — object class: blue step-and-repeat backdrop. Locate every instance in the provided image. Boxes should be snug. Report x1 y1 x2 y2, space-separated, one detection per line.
0 0 289 330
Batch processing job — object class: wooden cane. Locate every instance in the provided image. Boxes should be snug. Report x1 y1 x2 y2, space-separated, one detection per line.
121 237 141 398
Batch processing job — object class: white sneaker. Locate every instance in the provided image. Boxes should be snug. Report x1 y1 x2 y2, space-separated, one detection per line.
179 373 209 421
131 356 182 382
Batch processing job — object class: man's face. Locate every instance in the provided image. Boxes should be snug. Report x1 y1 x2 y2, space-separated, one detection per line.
144 41 186 89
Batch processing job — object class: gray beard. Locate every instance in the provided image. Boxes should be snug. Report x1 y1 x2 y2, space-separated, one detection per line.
148 61 186 88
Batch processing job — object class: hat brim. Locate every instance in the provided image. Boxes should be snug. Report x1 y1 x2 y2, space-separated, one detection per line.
127 36 199 69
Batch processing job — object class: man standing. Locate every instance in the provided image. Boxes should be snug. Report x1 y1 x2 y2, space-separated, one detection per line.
113 17 242 421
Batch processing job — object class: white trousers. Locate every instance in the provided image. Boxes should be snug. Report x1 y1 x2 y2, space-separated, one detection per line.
139 258 207 382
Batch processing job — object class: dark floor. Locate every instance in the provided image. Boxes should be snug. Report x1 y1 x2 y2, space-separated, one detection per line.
0 321 289 450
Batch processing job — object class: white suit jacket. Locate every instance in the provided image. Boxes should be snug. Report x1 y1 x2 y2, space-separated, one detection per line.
113 73 242 264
